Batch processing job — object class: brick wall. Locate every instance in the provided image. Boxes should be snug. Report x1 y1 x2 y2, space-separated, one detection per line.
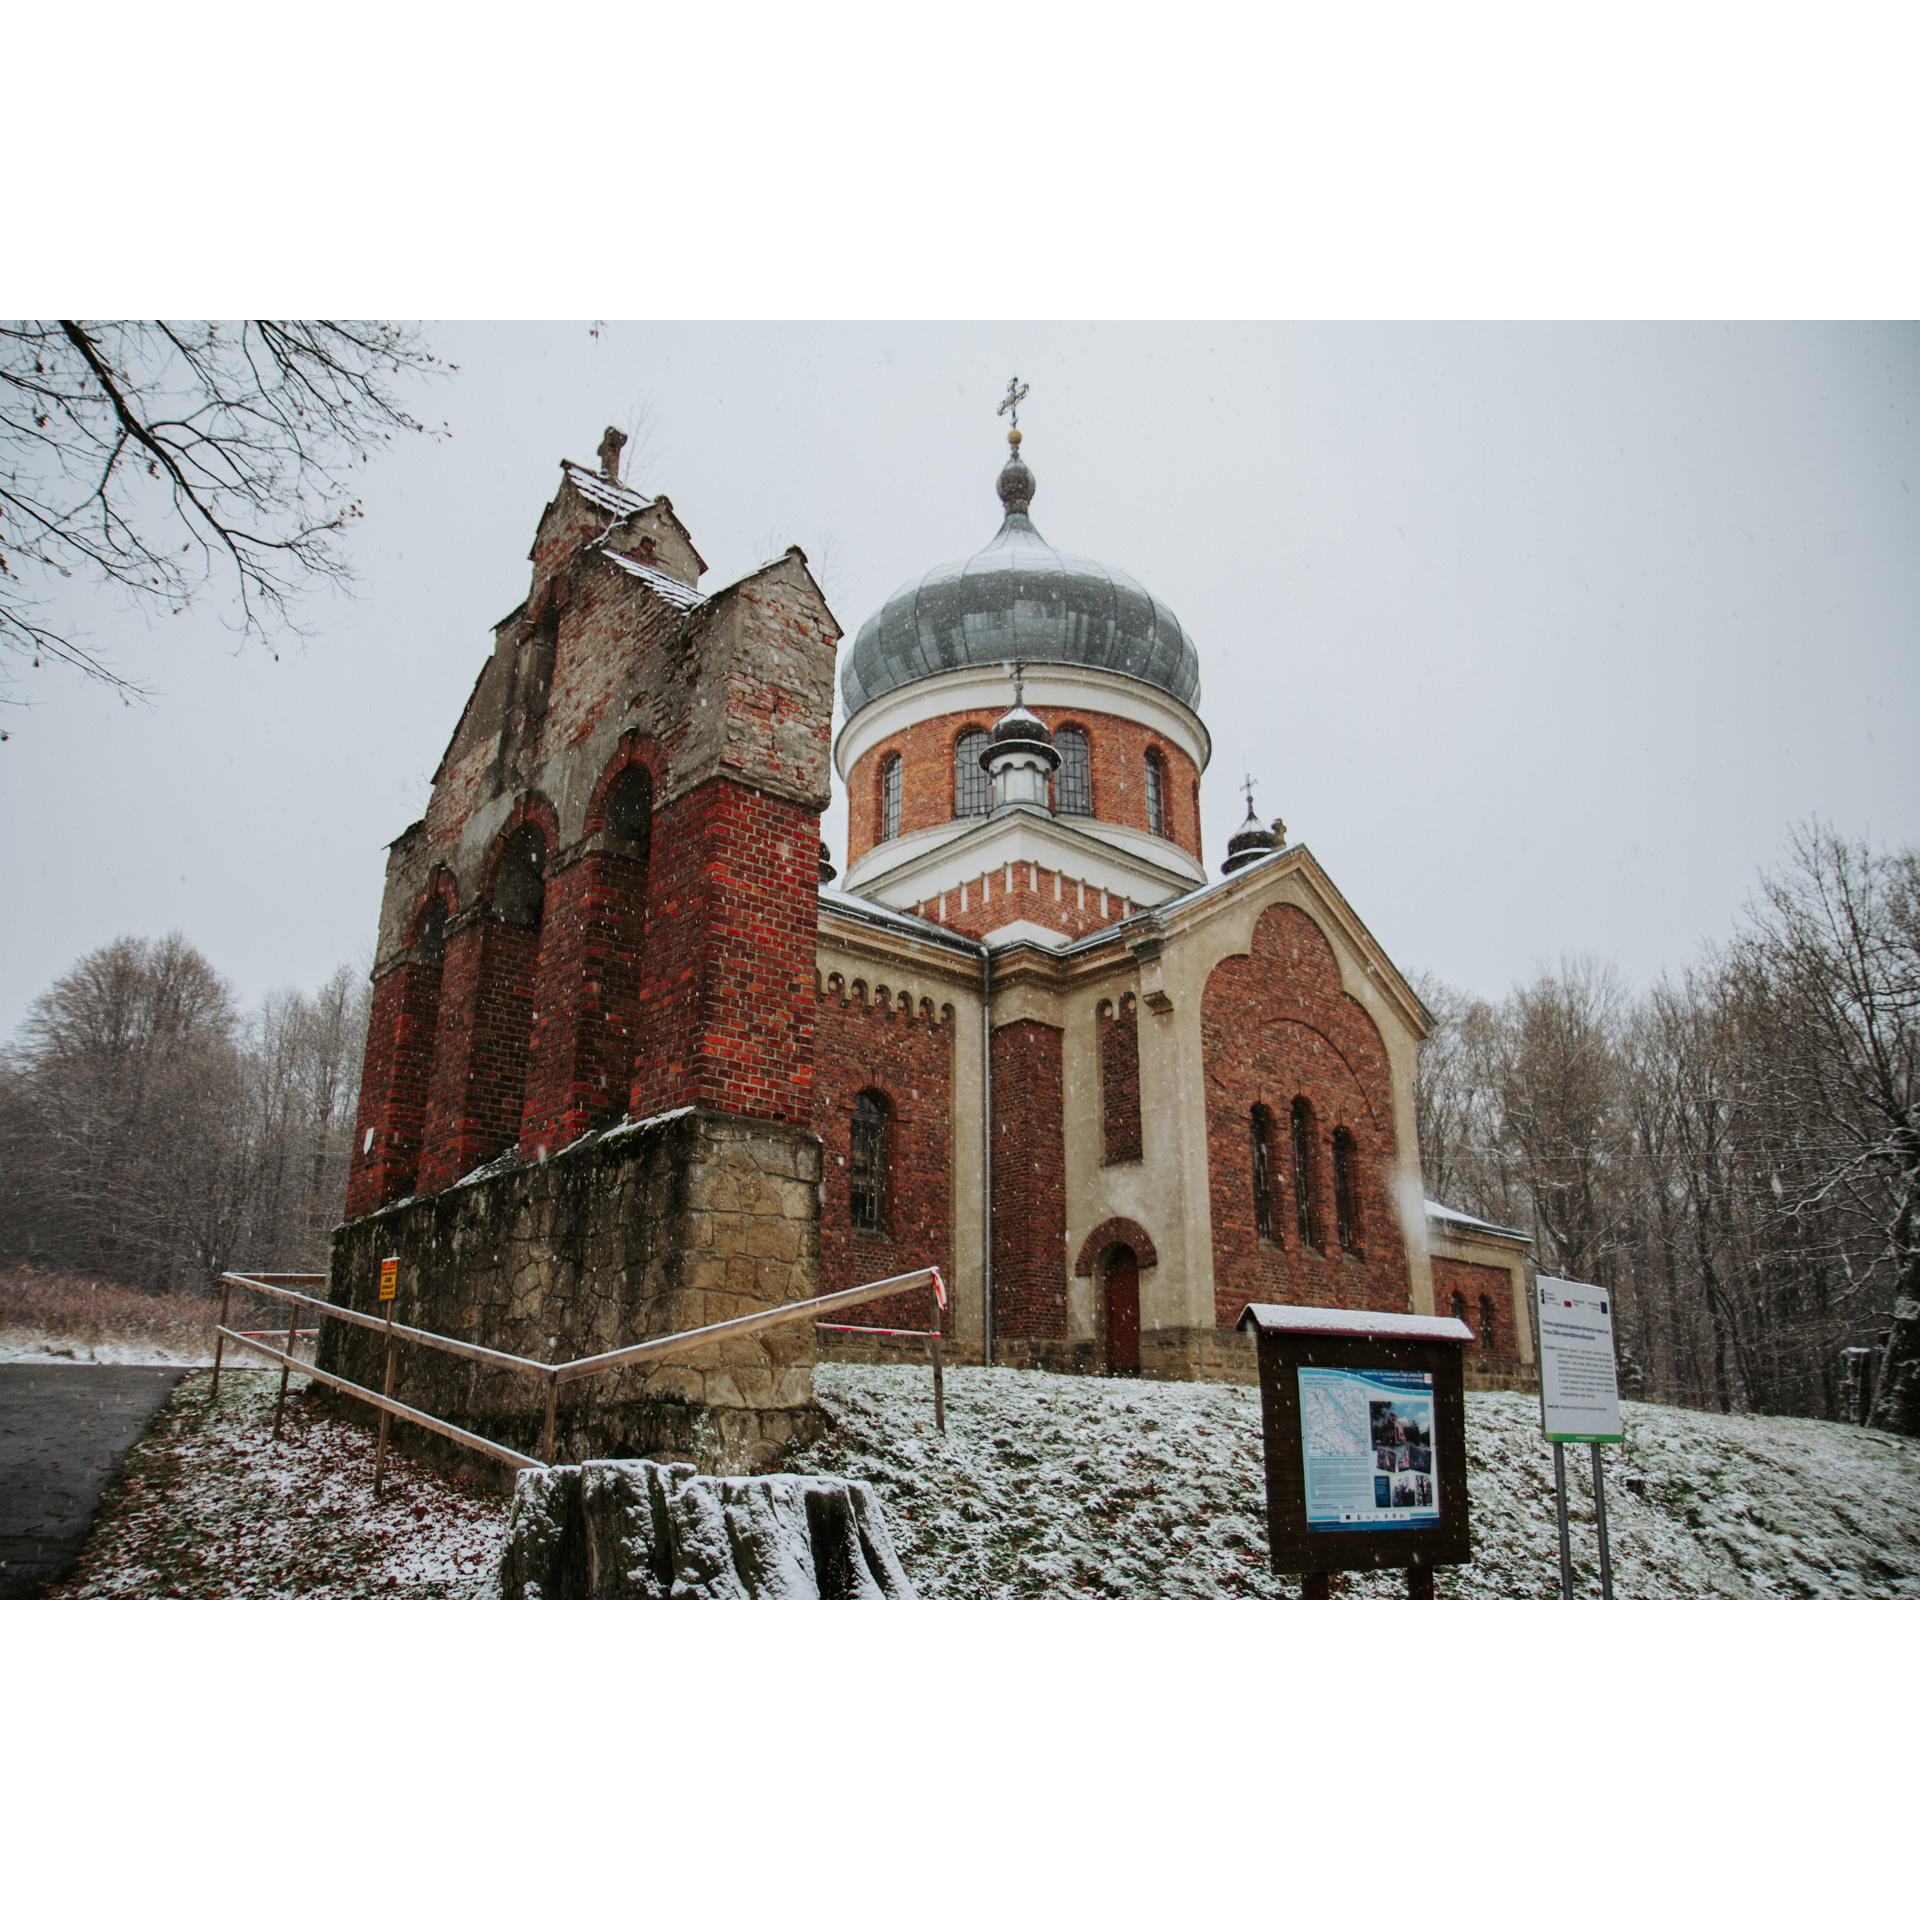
991 1019 1068 1342
345 955 444 1216
1434 1256 1519 1361
846 704 1202 868
518 846 649 1155
629 780 820 1127
812 986 954 1333
904 858 1142 944
416 913 542 1191
1099 992 1142 1164
1201 903 1410 1328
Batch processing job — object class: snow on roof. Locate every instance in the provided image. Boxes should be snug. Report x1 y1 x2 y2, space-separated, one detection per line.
1236 1303 1475 1343
600 548 707 611
819 886 984 955
560 460 654 519
1424 1199 1533 1244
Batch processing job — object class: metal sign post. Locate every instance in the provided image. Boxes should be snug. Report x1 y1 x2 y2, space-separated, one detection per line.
1536 1278 1623 1598
373 1256 400 1500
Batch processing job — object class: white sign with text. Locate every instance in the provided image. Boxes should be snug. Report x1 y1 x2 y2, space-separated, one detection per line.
1537 1279 1623 1443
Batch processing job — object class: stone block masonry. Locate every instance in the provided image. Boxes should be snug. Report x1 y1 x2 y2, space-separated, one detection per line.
320 1109 826 1482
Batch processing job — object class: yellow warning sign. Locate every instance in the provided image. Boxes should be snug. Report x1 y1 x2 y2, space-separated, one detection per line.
379 1256 399 1302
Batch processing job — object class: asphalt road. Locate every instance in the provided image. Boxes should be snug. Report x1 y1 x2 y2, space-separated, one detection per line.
0 1365 188 1598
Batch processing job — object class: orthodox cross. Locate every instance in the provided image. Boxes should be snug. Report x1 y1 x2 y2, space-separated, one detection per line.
997 375 1029 430
1240 770 1259 817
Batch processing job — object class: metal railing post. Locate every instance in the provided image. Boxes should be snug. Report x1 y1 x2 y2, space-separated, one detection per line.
929 1281 945 1434
372 1297 398 1499
211 1278 232 1401
542 1374 559 1465
270 1294 301 1443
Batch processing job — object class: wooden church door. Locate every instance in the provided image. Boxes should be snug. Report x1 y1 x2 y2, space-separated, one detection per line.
1105 1246 1141 1375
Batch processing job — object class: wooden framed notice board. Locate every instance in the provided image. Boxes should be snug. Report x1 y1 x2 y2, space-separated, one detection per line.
1237 1304 1476 1592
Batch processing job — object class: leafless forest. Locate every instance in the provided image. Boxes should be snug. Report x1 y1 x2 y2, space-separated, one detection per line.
1416 823 1920 1432
0 934 367 1292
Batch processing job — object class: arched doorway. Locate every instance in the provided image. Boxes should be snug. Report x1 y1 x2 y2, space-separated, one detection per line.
1104 1245 1140 1376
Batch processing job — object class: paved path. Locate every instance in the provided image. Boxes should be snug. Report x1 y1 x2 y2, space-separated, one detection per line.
0 1365 188 1598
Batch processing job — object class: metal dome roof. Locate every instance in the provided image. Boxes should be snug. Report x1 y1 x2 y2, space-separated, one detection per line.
840 447 1202 720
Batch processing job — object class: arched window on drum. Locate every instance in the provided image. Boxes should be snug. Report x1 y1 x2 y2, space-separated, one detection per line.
1055 726 1092 816
953 729 990 818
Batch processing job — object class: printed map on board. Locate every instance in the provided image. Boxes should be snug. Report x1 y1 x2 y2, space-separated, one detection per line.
1302 1379 1368 1459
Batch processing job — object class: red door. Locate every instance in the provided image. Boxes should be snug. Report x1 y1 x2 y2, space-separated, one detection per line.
1105 1247 1140 1374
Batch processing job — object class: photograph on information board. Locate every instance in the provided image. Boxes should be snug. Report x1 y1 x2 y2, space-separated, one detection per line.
1298 1368 1440 1531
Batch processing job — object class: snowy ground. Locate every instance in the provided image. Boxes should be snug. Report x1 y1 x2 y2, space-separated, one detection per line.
0 1332 287 1367
53 1373 508 1599
789 1365 1920 1599
52 1362 1920 1598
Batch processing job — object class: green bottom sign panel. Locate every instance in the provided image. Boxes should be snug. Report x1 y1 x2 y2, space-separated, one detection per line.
1299 1367 1439 1532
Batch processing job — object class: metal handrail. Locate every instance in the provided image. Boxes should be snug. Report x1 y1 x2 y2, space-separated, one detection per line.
211 1262 947 1483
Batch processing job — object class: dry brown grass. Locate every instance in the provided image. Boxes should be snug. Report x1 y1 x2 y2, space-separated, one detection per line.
0 1263 222 1348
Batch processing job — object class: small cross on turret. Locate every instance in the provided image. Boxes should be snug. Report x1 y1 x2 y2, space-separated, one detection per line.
997 375 1030 435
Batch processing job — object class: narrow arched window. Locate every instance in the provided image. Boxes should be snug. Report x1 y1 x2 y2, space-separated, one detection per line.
1055 727 1092 816
603 764 653 861
1451 1289 1469 1325
492 825 547 928
1144 750 1167 837
1478 1294 1497 1351
850 1090 890 1232
879 754 902 842
1291 1098 1318 1249
1332 1128 1361 1254
953 729 990 817
1250 1105 1276 1241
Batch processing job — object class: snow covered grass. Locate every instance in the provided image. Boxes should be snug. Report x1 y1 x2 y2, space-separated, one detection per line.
786 1364 1920 1599
52 1373 509 1599
54 1361 1920 1598
0 1263 287 1367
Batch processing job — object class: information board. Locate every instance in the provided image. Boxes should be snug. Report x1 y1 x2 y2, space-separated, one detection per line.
379 1255 399 1303
1537 1279 1623 1442
1298 1367 1440 1531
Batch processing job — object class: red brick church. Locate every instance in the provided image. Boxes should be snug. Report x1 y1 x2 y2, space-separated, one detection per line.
340 415 1535 1412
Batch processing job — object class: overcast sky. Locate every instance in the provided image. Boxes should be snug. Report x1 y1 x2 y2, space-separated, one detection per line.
1 321 1914 1035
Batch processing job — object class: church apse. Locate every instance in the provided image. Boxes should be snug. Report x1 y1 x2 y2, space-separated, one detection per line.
1200 903 1412 1330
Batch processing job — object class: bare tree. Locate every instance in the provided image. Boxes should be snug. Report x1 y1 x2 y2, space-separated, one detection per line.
1728 824 1920 1433
0 321 449 701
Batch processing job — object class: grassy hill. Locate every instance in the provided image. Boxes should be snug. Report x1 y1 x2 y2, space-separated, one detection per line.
50 1361 1920 1598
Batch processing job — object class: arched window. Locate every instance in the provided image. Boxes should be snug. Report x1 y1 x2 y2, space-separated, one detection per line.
1250 1105 1276 1241
1451 1289 1469 1325
492 825 547 927
879 754 902 842
602 764 653 859
1055 727 1092 816
850 1090 890 1232
1333 1127 1362 1255
1291 1098 1318 1249
953 729 991 817
1478 1294 1498 1351
1144 750 1167 837
411 897 448 966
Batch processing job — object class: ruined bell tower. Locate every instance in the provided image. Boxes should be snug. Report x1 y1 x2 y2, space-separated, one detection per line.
320 432 842 1473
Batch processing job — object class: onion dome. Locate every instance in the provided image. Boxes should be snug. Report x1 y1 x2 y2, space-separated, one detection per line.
840 435 1201 720
1221 793 1281 875
818 840 837 886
